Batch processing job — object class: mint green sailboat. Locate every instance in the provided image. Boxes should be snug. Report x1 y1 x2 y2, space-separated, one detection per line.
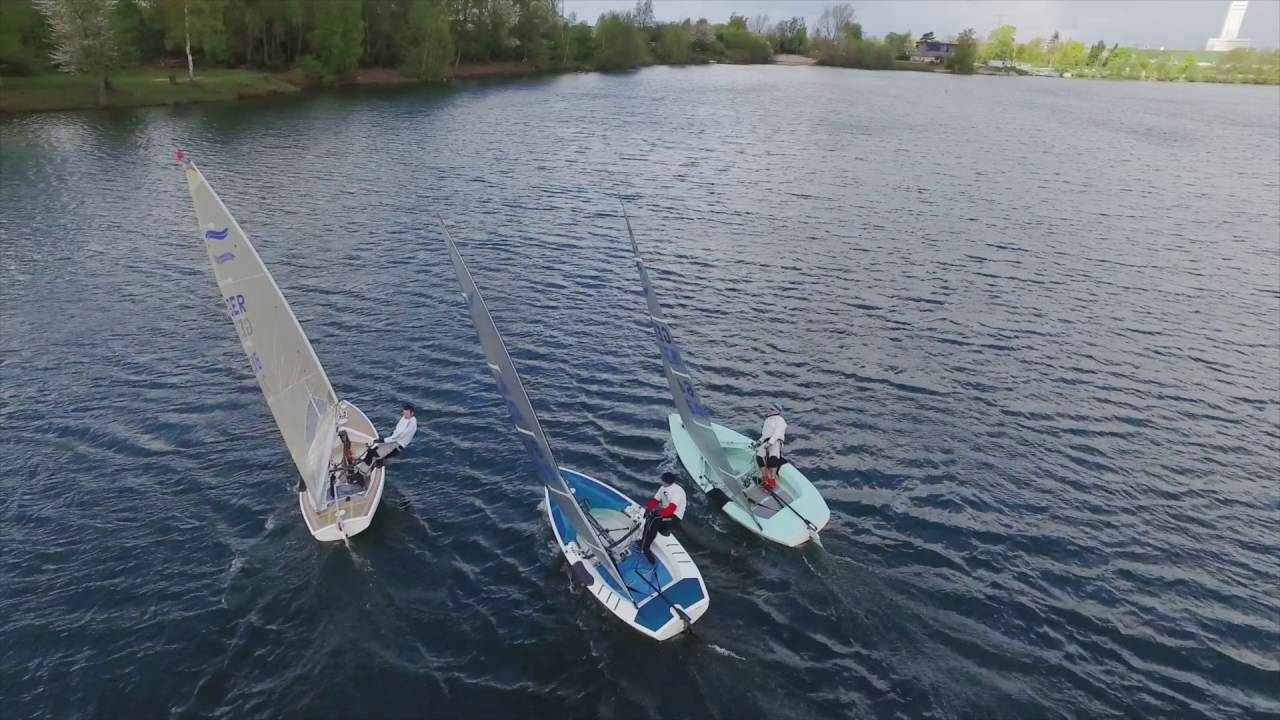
625 212 831 547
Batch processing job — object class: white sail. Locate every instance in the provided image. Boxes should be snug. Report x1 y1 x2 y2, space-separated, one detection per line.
623 210 759 526
441 222 633 602
184 159 338 511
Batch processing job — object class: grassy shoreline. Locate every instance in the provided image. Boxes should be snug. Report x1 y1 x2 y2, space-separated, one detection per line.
5 57 1275 114
0 63 558 114
0 70 300 113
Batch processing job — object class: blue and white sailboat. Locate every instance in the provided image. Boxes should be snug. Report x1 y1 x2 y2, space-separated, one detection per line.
441 221 709 641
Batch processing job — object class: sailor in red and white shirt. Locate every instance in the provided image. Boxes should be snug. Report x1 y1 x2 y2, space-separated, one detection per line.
640 472 686 564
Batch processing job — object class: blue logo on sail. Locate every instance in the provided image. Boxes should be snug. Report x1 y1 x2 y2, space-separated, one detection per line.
214 252 236 264
205 227 230 240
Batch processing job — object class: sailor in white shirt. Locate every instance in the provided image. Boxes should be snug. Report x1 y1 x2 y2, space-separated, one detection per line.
755 403 787 489
640 472 687 564
359 403 418 472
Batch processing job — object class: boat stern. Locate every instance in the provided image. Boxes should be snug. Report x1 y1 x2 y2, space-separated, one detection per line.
550 467 710 641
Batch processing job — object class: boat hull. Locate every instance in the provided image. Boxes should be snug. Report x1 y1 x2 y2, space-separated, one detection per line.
668 413 830 547
546 467 709 641
300 400 386 541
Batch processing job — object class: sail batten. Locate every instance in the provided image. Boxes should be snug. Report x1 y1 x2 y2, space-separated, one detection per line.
184 160 338 512
623 210 759 524
441 222 634 604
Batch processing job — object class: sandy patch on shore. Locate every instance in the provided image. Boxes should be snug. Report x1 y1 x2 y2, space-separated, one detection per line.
774 54 817 66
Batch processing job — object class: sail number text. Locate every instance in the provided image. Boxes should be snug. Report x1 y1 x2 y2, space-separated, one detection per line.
224 293 262 374
654 321 710 418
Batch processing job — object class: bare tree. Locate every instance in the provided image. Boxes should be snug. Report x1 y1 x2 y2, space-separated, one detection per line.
814 3 855 42
35 0 121 106
748 14 770 35
633 0 654 30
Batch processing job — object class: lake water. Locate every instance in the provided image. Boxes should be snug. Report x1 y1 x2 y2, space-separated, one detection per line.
2 66 1277 719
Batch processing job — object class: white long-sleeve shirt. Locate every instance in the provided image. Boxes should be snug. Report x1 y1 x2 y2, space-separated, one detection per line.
384 415 418 448
759 414 787 453
652 483 687 520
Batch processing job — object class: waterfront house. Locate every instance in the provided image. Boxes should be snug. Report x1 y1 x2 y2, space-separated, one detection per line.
910 39 957 64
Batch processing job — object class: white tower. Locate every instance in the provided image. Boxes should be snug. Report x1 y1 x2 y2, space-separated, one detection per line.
1206 1 1251 51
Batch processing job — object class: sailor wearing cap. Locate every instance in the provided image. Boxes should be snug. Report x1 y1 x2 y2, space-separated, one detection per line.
755 403 787 490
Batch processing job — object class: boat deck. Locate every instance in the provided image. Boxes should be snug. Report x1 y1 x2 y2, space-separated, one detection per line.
301 402 384 532
722 445 796 519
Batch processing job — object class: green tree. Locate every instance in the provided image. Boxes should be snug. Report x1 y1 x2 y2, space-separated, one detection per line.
1150 54 1178 81
159 0 226 81
402 0 451 79
363 0 405 68
726 13 747 31
454 0 516 63
566 21 593 65
655 23 690 64
1103 47 1140 78
688 18 716 55
593 11 645 70
513 0 557 66
719 27 771 64
1054 40 1086 70
883 31 912 60
988 24 1015 68
1016 36 1045 65
0 0 51 75
813 22 893 70
35 0 122 104
770 16 806 54
1178 54 1201 81
1087 39 1105 65
230 0 303 70
946 27 977 74
306 0 363 78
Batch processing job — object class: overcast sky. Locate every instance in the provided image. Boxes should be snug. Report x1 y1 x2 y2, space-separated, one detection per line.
564 1 1280 49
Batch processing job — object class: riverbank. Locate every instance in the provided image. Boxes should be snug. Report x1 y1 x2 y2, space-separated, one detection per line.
0 63 559 113
773 54 817 66
0 70 301 113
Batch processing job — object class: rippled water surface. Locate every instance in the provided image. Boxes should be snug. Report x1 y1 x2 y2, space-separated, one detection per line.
2 67 1278 719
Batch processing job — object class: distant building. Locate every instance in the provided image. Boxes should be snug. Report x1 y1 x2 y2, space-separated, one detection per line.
910 40 957 64
1206 0 1251 51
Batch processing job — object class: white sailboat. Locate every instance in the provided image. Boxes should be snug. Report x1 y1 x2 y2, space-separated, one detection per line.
181 154 385 541
624 210 831 547
441 220 709 641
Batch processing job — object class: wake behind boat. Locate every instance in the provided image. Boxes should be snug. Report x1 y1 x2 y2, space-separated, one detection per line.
441 219 708 641
624 209 831 547
181 155 385 541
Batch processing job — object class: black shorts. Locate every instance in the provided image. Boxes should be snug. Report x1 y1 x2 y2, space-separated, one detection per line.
755 455 784 469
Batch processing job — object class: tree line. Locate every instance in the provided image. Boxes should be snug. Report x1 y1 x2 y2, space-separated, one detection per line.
0 0 804 100
804 4 974 73
4 0 1274 102
980 25 1278 83
795 3 1275 82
